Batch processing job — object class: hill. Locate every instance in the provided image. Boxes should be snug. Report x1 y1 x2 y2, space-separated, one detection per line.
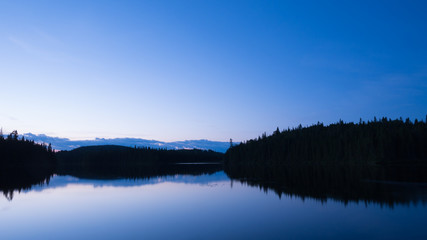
57 145 223 164
21 133 231 153
56 145 224 178
225 117 427 167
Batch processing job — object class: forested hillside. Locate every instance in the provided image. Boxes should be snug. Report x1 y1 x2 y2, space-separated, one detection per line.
55 145 223 178
225 117 427 167
0 130 55 200
56 145 223 165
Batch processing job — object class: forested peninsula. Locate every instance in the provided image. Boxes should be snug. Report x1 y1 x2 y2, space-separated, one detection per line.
55 145 223 179
225 117 427 167
223 117 427 203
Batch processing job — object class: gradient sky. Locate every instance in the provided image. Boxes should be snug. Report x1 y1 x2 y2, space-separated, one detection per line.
1 0 426 142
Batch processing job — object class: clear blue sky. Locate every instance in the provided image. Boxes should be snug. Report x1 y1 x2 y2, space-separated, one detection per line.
1 0 426 142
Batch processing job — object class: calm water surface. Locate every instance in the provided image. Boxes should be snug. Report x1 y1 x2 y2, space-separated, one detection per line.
1 171 427 240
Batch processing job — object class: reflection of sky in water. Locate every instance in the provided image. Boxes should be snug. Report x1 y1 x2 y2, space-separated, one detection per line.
26 171 230 193
1 172 427 240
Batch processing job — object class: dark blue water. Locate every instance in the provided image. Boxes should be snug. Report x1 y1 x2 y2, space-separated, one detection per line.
1 171 426 240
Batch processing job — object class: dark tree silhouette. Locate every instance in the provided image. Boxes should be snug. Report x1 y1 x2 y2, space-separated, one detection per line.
225 117 427 167
0 130 56 200
55 145 223 179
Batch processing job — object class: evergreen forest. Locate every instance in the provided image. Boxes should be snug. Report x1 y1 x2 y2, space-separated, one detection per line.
0 130 56 200
225 117 427 167
56 145 223 179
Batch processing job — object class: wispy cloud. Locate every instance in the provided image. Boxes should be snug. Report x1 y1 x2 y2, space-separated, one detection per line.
22 133 231 152
338 71 427 117
0 113 18 121
7 30 66 62
8 36 39 54
32 27 60 45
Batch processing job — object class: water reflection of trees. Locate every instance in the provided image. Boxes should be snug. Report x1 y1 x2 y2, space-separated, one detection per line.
225 164 427 207
57 162 223 180
0 131 55 200
1 172 53 201
1 163 222 200
1 138 224 200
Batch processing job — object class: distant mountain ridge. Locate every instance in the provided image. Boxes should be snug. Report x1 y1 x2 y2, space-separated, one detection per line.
21 133 231 153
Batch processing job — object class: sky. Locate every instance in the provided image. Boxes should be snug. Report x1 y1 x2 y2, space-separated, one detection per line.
0 0 426 142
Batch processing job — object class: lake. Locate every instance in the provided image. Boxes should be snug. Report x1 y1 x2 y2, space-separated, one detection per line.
1 168 427 240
